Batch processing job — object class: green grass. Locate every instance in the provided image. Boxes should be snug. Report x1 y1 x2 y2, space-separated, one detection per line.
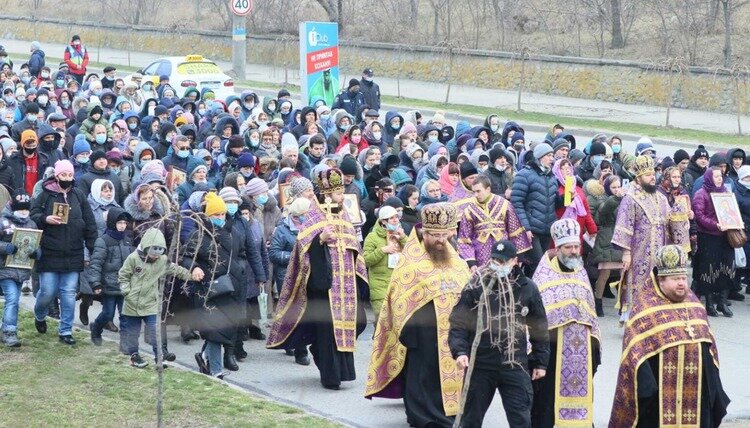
0 307 339 428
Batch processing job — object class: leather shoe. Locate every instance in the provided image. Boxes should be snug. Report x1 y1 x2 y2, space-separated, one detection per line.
248 327 266 340
59 335 76 345
728 290 745 301
35 319 47 334
104 321 119 332
195 353 209 375
223 354 239 371
79 302 89 325
295 354 311 366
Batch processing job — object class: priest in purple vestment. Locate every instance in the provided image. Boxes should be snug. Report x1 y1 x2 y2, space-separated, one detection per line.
531 218 602 428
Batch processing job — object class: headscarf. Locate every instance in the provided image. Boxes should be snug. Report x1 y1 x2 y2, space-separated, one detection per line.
438 162 458 196
552 158 587 218
702 167 726 193
91 179 116 206
418 179 448 207
660 166 684 201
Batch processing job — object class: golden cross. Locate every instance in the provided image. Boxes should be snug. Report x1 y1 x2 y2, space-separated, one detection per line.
685 324 696 339
664 361 677 375
319 197 338 218
685 362 698 375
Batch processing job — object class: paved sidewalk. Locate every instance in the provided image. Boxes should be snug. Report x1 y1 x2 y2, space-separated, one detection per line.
2 38 748 135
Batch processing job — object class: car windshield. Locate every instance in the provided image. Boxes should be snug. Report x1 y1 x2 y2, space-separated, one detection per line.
176 61 222 75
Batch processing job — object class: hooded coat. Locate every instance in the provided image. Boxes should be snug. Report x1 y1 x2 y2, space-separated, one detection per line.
87 207 135 295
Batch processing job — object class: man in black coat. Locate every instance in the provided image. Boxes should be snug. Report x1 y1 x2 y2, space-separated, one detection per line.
360 68 381 111
449 240 550 427
332 79 365 117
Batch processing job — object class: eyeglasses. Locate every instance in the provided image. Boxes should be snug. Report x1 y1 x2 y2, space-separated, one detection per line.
425 231 451 240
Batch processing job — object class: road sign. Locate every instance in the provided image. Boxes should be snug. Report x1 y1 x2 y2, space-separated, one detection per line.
230 0 252 16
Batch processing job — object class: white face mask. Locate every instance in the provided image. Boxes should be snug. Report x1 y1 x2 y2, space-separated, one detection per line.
489 262 513 278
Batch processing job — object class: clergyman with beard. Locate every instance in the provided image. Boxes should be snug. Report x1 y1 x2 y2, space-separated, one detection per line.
366 202 471 427
530 219 602 427
611 154 689 321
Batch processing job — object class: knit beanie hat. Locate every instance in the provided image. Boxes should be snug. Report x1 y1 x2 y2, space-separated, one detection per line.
460 161 478 178
432 111 446 124
737 165 750 182
390 168 413 186
691 145 709 161
21 129 38 144
673 149 690 165
552 138 571 152
245 177 269 197
378 205 398 221
348 79 360 89
589 142 607 157
281 132 298 154
10 193 31 211
237 153 255 169
54 159 74 177
489 146 505 164
106 150 124 164
218 186 242 203
204 192 227 216
190 164 208 178
569 148 586 164
532 143 554 159
510 132 525 145
90 150 107 164
383 196 404 209
72 135 90 156
339 156 358 175
287 197 311 217
227 135 245 150
290 177 313 198
636 137 655 156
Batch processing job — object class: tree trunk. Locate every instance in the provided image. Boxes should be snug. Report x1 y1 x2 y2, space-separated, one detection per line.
722 0 732 68
410 0 419 23
610 0 624 48
337 0 344 32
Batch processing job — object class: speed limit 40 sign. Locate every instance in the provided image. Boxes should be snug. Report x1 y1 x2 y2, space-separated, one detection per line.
230 0 253 16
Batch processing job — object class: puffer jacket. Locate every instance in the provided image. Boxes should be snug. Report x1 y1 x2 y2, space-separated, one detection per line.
119 228 191 317
692 188 723 236
734 181 750 258
511 162 560 235
590 195 623 264
0 207 38 283
268 216 298 291
583 179 607 221
87 207 135 295
363 221 407 305
30 178 98 272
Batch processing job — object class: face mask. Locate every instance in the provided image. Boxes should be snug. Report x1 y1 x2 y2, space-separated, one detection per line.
146 246 165 258
13 210 29 219
256 194 269 205
226 203 238 216
92 89 102 96
95 134 107 144
50 100 58 107
177 149 190 159
339 124 348 131
56 79 65 87
3 96 13 104
77 156 89 164
427 135 438 144
385 223 399 232
591 155 604 167
41 72 50 79
495 162 507 171
210 217 226 228
490 263 513 278
490 124 500 133
297 215 306 224
22 145 36 155
21 77 30 84
198 109 206 115
27 114 37 123
111 166 121 174
244 102 255 110
513 143 524 152
477 166 487 173
320 114 330 122
372 132 382 140
390 123 400 130
363 76 372 82
58 179 74 190
37 95 48 104
250 138 260 147
612 145 621 154
127 122 138 131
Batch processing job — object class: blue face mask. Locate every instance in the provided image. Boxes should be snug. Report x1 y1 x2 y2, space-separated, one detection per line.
177 149 190 159
128 122 138 130
427 135 438 144
56 79 65 87
320 114 330 122
256 194 269 205
391 123 400 130
226 203 238 216
612 145 621 154
111 166 121 174
339 124 348 131
297 215 306 224
385 223 399 232
210 217 225 228
95 134 107 144
77 156 90 164
250 138 260 147
592 155 605 167
26 114 37 123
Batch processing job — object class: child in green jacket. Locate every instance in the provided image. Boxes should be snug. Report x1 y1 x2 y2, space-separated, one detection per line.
118 228 204 368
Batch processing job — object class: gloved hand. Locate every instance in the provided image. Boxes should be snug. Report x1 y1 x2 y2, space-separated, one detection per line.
3 243 17 255
28 248 42 260
91 284 103 294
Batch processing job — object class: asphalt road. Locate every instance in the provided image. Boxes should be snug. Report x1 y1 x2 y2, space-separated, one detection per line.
17 287 750 427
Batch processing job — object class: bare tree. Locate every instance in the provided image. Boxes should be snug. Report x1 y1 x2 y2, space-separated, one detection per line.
651 0 709 65
314 0 342 29
204 0 232 31
610 0 625 48
720 0 732 68
649 56 689 127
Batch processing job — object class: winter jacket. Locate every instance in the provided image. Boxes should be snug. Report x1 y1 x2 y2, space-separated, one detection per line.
727 147 747 181
119 228 191 317
448 266 550 370
583 180 607 222
123 190 173 248
590 195 623 264
29 49 46 77
400 206 420 236
734 182 750 258
77 166 125 205
511 162 560 235
269 217 298 290
481 166 511 197
363 221 407 305
86 194 120 237
0 207 38 283
87 208 135 295
181 220 236 345
692 188 723 236
30 178 98 272
331 90 365 117
229 212 266 300
685 160 706 184
360 79 381 111
382 111 403 149
80 109 114 144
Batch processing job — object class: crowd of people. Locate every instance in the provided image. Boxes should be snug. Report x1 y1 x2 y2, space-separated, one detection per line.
0 36 746 427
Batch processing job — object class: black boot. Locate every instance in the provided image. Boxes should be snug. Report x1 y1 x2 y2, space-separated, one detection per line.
716 291 734 318
79 301 90 325
248 325 266 340
234 342 248 361
180 325 194 343
161 345 176 362
90 321 103 346
704 294 719 317
223 352 239 371
595 298 604 317
728 289 745 301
